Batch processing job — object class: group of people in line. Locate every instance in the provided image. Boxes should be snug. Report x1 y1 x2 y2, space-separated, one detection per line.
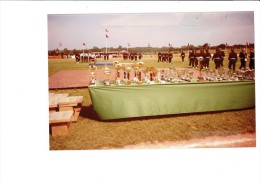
157 52 174 63
157 48 255 71
123 53 143 61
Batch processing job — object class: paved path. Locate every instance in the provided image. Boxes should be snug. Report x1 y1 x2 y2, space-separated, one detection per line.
49 68 202 90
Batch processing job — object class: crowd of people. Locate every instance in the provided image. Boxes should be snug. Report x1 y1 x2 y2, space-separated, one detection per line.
157 48 255 71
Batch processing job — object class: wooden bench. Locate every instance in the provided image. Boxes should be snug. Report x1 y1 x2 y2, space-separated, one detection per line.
58 96 83 122
49 93 83 122
49 93 69 113
49 111 73 137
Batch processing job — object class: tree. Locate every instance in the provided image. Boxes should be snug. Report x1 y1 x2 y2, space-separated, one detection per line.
63 48 69 55
91 46 101 52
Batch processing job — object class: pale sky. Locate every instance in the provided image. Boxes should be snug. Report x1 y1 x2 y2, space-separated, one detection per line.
48 11 254 50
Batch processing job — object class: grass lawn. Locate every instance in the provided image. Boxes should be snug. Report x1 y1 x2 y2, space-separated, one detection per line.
49 53 255 150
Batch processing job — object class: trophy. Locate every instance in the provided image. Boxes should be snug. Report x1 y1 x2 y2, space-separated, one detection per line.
125 66 132 85
89 65 97 86
133 62 144 84
114 63 122 85
103 65 111 86
147 67 156 84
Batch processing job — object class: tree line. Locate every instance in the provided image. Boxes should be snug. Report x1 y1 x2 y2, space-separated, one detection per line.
48 43 254 56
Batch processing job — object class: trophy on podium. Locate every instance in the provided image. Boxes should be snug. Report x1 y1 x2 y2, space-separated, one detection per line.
103 65 111 86
89 65 97 86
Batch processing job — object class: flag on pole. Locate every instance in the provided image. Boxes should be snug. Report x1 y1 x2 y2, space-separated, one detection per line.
83 43 85 46
105 29 109 32
148 43 150 47
59 43 62 47
106 34 109 38
127 43 130 47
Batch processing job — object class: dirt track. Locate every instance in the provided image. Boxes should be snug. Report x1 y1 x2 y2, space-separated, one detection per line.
123 132 256 149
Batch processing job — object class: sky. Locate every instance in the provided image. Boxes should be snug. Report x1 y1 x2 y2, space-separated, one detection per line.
48 11 254 50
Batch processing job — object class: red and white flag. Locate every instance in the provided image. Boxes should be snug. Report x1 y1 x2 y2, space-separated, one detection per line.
83 43 85 46
106 34 109 38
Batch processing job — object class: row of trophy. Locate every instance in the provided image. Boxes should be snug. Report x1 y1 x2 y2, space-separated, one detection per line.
89 61 255 86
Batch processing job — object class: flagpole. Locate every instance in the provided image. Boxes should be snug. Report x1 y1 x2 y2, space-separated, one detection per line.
106 38 107 54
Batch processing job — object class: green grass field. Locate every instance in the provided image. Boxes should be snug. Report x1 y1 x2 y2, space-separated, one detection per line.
49 54 255 150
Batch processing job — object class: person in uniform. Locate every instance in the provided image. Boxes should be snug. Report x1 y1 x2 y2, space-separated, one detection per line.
169 52 173 63
204 49 211 69
158 52 162 62
162 53 166 62
75 53 80 63
197 49 205 70
249 48 255 70
212 48 221 69
239 48 247 70
228 48 238 71
195 50 200 68
165 53 169 63
188 50 195 68
138 53 142 60
220 48 225 67
180 50 185 63
134 53 137 61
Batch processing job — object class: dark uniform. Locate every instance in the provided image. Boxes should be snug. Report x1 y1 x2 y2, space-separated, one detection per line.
249 49 255 70
181 51 185 63
195 50 200 68
204 50 211 69
239 49 247 70
134 53 138 61
158 52 162 62
220 49 225 67
188 50 196 68
75 53 80 63
165 53 169 63
138 53 142 60
228 48 237 71
162 53 166 62
196 49 205 70
169 53 173 63
212 49 222 69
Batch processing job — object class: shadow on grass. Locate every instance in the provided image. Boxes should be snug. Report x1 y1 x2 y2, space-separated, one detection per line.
80 107 255 123
79 105 100 120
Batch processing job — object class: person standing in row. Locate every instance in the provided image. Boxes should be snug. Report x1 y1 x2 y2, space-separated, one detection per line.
249 48 255 70
220 48 225 68
195 50 201 68
204 49 211 69
169 52 173 63
196 49 205 70
239 48 247 70
158 52 162 62
212 48 222 69
188 50 196 68
228 48 237 71
180 50 185 63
